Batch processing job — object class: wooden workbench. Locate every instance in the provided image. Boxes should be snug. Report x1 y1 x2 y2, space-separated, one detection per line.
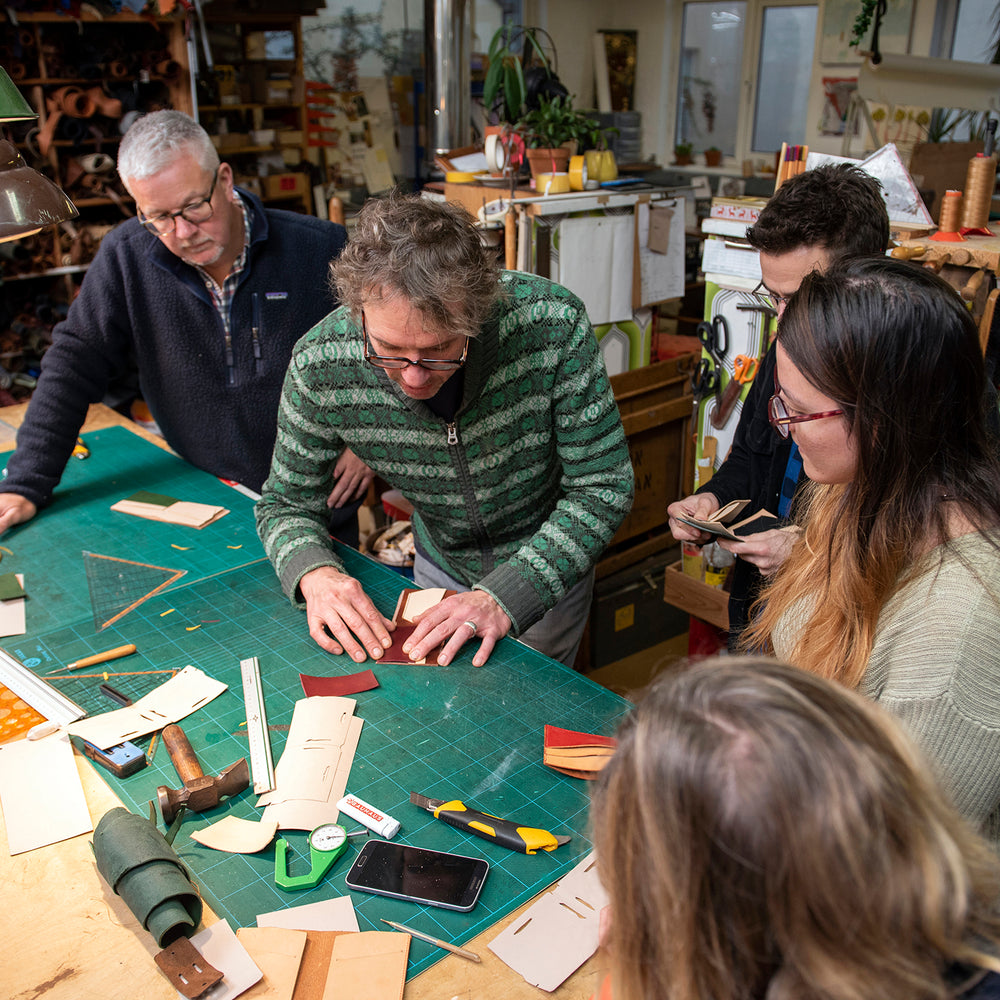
0 404 607 1000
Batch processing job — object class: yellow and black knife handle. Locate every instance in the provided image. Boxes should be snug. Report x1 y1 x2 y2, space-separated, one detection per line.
433 799 558 854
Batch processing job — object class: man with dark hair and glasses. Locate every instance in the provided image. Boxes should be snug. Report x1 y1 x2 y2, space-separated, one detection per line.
667 164 890 647
0 110 370 539
256 192 634 669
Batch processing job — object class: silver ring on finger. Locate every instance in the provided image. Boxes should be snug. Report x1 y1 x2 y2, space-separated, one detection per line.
462 620 477 636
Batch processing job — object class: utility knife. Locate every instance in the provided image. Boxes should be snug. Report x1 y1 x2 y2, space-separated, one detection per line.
410 791 571 854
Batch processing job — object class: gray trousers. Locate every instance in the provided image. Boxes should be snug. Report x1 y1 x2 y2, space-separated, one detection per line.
413 552 594 668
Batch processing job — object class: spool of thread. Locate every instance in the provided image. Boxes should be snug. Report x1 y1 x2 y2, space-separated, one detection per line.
960 154 997 233
934 190 964 240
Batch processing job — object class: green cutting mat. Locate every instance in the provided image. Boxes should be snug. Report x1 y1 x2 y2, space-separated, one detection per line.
1 426 264 639
9 429 632 978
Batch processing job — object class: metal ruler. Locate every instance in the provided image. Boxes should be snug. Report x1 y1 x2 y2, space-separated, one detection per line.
0 646 84 726
240 656 275 794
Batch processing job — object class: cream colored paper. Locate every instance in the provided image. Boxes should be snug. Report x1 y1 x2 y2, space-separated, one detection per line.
258 697 363 831
111 498 229 528
190 815 279 854
187 919 263 999
0 572 26 637
488 852 608 992
0 732 92 854
256 896 360 933
236 927 307 1000
67 665 227 750
321 931 409 1000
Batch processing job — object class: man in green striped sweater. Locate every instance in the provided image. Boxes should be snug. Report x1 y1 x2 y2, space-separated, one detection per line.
255 193 634 668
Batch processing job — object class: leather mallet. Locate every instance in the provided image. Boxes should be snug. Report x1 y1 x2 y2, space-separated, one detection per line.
157 724 249 825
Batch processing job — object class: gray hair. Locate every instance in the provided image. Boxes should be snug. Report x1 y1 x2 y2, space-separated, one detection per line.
117 110 219 193
329 191 501 339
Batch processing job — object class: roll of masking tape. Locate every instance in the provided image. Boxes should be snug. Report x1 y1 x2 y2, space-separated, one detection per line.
536 172 571 195
445 171 480 183
568 155 588 191
484 133 507 174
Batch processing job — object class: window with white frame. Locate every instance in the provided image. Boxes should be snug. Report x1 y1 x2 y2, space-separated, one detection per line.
675 0 818 163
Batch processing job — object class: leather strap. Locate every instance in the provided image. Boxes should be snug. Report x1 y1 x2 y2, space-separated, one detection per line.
155 936 223 998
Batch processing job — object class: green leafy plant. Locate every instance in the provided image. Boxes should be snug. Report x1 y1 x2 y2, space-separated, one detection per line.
516 94 594 149
675 141 694 157
482 25 552 124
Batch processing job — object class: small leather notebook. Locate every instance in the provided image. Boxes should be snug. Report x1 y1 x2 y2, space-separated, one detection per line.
380 587 457 665
676 498 778 542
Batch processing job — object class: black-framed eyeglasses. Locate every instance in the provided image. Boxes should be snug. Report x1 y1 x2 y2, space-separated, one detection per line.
137 168 218 236
752 279 793 311
768 371 844 439
361 311 468 372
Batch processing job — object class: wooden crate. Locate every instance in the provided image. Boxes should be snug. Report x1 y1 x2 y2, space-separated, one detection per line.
662 560 729 630
609 355 697 546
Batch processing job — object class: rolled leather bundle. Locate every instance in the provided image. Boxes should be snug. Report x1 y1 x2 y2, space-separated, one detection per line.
93 807 203 947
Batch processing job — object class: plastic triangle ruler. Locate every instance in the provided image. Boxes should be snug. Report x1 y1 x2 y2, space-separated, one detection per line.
83 551 187 631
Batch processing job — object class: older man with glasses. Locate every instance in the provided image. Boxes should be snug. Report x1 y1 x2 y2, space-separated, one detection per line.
0 110 371 540
256 192 634 669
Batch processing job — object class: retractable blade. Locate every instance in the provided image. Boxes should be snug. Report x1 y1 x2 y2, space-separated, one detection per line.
410 791 570 854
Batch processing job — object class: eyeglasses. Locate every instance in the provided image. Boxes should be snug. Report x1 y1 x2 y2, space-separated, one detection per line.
768 373 844 439
137 168 218 236
362 311 468 372
752 279 793 311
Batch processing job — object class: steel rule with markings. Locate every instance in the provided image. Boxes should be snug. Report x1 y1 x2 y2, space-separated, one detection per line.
239 655 275 794
0 646 84 726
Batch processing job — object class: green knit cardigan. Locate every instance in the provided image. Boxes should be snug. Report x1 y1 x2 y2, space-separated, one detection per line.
255 271 635 635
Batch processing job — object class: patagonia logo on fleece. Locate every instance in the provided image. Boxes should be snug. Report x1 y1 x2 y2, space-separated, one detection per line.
265 292 289 301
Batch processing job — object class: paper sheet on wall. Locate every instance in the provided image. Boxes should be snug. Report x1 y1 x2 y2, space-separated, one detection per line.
554 214 634 325
634 202 684 307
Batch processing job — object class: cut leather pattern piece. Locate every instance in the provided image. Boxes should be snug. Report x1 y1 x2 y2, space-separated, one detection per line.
155 936 223 998
378 587 457 665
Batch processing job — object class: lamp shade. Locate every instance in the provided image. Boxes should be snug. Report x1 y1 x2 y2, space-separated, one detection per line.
0 139 78 242
0 65 37 123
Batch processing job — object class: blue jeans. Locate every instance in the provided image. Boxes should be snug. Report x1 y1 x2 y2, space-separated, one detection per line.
413 552 594 668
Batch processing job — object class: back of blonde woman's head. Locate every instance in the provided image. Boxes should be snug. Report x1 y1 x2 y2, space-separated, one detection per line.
591 657 1000 1000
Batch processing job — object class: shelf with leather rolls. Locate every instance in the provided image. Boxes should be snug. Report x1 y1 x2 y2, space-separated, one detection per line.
1 10 188 282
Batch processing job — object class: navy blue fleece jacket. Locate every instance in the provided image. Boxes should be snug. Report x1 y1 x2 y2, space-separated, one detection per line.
0 189 347 503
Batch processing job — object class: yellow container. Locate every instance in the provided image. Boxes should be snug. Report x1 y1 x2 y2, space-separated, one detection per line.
535 171 571 195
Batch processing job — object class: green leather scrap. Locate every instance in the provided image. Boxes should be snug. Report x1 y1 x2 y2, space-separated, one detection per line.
93 807 203 947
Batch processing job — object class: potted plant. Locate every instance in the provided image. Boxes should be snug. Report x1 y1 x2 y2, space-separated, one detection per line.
482 25 554 126
674 141 694 166
704 145 722 167
517 94 594 178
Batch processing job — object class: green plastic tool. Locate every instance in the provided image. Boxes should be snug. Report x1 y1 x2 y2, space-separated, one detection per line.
274 822 349 891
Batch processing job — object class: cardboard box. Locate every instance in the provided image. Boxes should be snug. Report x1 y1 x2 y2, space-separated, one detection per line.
262 173 309 199
662 559 729 630
609 355 698 546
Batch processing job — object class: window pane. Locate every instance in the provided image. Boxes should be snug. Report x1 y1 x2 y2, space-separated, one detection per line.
751 5 817 152
952 0 996 60
677 2 746 157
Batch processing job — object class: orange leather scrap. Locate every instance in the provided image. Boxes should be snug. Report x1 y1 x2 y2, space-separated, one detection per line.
543 724 616 780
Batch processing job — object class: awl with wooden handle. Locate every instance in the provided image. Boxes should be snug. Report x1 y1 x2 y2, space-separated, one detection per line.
410 791 570 854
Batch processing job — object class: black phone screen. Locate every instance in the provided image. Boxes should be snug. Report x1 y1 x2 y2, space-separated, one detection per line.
345 841 489 911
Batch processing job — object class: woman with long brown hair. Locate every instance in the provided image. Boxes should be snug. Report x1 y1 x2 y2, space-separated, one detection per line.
741 255 1000 843
592 658 1000 1000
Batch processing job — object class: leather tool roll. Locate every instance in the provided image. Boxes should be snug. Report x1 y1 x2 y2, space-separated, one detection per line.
93 807 203 947
38 86 97 156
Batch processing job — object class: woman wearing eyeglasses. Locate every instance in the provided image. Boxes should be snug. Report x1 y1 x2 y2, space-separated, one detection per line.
742 255 1000 846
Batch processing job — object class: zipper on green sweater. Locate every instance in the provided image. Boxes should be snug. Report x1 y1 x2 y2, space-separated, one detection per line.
446 422 458 445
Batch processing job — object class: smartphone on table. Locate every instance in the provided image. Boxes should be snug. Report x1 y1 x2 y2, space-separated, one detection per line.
344 840 489 912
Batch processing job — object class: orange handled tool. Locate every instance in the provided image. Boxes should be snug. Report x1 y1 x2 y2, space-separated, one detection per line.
710 353 760 429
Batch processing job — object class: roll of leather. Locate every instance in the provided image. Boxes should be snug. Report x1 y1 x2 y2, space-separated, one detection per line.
38 86 96 155
93 807 203 948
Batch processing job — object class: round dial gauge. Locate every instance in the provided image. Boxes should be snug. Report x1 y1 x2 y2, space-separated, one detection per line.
310 822 348 853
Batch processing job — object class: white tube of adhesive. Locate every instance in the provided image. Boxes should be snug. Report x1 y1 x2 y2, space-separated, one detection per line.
337 793 401 839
